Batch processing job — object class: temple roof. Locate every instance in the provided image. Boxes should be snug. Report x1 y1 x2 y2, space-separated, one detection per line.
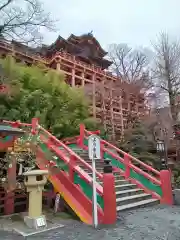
5 33 112 69
67 33 108 57
43 33 112 69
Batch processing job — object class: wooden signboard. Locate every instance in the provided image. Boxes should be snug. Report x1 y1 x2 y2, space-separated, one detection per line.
13 140 31 152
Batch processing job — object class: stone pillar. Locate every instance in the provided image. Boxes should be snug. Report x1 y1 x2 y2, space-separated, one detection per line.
23 170 48 229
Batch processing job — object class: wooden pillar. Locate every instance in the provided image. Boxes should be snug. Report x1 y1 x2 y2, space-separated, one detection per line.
110 88 115 139
81 71 85 86
56 62 61 71
72 68 75 87
92 73 96 118
4 151 17 215
119 93 124 137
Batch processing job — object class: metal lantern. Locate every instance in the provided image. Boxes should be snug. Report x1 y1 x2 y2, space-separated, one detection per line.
156 140 168 169
103 159 113 173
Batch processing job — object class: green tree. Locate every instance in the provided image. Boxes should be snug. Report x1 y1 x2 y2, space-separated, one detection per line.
0 56 93 138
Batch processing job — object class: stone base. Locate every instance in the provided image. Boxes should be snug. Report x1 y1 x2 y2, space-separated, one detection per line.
173 189 180 205
24 215 47 229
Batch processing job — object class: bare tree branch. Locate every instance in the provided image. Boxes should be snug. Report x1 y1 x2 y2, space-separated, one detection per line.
153 32 180 123
108 43 151 87
0 0 14 12
0 0 57 45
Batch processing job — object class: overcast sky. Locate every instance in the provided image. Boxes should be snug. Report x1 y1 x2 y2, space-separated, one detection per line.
43 0 180 50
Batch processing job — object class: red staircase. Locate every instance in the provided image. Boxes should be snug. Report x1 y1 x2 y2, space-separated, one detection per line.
1 118 173 225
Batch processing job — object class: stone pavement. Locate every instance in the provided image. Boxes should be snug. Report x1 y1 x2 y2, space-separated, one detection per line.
1 205 180 240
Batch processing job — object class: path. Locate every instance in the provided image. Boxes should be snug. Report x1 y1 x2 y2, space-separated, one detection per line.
1 205 180 240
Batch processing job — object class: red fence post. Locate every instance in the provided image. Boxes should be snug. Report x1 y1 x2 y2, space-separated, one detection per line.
31 118 39 135
160 169 173 205
124 154 130 179
4 191 14 215
103 172 117 224
5 153 17 215
79 124 85 148
100 141 104 160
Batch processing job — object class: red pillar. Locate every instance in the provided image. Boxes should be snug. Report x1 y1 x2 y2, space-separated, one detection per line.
160 169 173 205
79 124 85 148
103 173 117 224
100 141 104 161
4 154 17 215
4 191 14 215
124 154 130 179
31 118 39 135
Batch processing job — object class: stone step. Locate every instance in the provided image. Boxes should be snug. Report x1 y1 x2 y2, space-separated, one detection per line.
98 179 129 186
115 188 144 198
87 172 124 180
114 179 130 186
116 198 159 212
78 162 104 168
115 183 136 191
81 165 104 170
116 193 151 206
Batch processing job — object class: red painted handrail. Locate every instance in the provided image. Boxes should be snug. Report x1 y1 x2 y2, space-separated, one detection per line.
102 140 160 176
83 126 161 186
2 120 103 194
40 126 103 181
84 128 160 175
3 120 32 127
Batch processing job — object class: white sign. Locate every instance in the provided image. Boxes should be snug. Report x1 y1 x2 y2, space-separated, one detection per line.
36 217 46 227
88 135 101 160
88 134 101 228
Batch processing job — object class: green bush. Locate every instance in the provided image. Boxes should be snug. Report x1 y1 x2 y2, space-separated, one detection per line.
0 56 95 138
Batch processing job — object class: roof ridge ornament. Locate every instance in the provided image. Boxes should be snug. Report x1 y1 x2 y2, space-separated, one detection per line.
88 30 93 36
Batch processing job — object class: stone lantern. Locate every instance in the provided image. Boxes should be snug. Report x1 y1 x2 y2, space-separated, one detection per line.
23 169 48 229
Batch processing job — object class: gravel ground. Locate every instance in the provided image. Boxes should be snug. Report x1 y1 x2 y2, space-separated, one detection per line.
1 205 180 240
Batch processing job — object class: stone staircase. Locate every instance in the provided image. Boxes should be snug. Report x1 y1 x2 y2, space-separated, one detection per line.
72 147 159 212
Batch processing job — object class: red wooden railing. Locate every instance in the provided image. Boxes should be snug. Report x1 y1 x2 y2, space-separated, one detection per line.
2 119 118 224
78 124 173 205
3 120 103 193
39 126 103 194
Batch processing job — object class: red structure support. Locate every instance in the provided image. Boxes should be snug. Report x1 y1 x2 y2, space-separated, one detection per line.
124 154 131 179
5 153 17 215
103 172 116 224
79 124 85 148
31 118 39 135
100 141 104 160
160 170 173 205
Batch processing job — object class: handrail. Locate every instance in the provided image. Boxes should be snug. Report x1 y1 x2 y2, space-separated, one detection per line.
103 147 161 186
62 135 79 144
0 42 48 64
83 125 160 184
84 129 100 136
3 120 32 127
2 120 104 195
84 127 160 176
102 139 160 177
36 139 103 195
39 126 103 180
